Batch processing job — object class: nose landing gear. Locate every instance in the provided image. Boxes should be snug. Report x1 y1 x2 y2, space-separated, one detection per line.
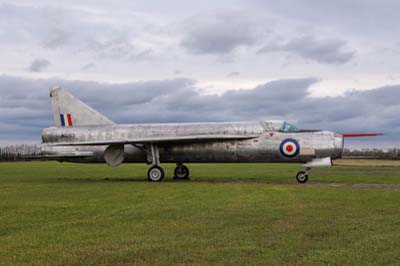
296 157 332 184
296 168 310 183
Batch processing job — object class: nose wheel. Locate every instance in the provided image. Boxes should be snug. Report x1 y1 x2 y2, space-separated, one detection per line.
173 163 190 180
296 168 310 183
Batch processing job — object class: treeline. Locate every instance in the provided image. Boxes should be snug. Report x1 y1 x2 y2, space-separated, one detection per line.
343 148 400 160
0 145 42 161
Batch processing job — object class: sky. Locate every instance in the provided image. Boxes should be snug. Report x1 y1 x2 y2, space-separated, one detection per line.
0 0 399 148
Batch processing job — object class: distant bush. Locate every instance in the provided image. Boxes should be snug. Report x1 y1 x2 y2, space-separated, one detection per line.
343 148 400 160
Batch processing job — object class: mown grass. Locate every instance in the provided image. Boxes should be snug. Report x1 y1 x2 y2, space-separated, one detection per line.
0 162 400 265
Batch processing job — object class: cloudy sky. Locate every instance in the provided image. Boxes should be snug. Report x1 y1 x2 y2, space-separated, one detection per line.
0 0 399 148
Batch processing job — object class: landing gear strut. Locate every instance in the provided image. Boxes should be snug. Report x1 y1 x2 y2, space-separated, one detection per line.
147 144 164 182
296 168 310 183
173 163 190 180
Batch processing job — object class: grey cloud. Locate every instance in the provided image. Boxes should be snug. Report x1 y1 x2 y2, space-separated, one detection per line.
181 9 261 55
258 35 355 64
43 29 70 49
0 75 398 148
0 3 157 61
180 8 356 65
129 49 154 61
82 63 95 70
28 59 51 72
173 70 183 75
252 0 400 37
93 37 149 60
227 72 240 77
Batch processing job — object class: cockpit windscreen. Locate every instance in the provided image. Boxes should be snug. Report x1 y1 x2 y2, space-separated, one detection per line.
280 122 300 132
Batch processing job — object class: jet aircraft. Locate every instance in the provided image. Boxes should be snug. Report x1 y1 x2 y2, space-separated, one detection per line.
41 88 381 183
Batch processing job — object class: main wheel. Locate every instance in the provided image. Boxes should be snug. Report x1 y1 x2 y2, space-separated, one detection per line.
174 165 190 180
296 171 308 183
148 166 165 182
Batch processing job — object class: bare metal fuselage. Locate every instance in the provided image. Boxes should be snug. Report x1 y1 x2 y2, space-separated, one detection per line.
41 121 344 164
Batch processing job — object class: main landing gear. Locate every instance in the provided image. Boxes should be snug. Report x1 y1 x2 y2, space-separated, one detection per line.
147 144 165 182
173 163 190 180
148 165 164 182
146 144 190 182
296 168 310 184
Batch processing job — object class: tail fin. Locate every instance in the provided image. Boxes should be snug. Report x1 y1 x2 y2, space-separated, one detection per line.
49 87 114 127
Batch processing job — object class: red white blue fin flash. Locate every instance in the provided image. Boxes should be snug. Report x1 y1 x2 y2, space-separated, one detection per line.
60 114 73 127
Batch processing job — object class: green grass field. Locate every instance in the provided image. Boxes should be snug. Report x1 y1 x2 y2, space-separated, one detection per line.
1 162 400 266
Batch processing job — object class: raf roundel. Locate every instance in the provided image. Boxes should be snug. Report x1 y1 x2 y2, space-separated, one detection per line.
279 138 300 158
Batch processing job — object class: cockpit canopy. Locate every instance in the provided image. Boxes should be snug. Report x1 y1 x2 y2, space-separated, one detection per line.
280 122 300 132
263 121 301 132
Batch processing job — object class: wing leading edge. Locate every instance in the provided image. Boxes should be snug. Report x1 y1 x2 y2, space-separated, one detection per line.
48 134 259 146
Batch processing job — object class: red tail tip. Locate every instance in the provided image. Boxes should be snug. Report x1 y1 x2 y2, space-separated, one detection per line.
341 133 384 138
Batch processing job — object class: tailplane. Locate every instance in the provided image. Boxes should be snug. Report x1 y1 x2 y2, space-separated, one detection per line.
49 87 114 127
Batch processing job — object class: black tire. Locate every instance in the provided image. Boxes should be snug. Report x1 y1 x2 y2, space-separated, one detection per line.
296 171 308 183
173 165 190 180
148 166 164 182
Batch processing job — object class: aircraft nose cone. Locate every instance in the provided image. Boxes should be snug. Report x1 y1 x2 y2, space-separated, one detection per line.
334 133 344 159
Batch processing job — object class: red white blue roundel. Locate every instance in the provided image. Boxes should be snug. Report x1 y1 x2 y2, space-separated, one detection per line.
280 138 300 158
